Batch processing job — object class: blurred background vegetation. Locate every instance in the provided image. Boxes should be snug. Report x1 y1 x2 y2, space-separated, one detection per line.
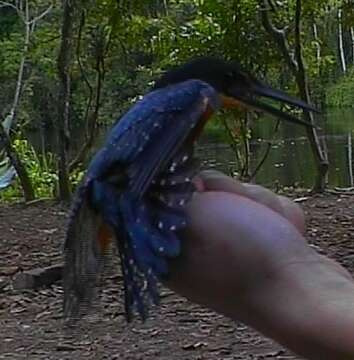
0 0 353 201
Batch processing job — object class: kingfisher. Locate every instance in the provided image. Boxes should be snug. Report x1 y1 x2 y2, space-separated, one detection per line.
63 57 317 322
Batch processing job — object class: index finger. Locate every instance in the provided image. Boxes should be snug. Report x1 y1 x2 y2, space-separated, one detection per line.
195 170 305 234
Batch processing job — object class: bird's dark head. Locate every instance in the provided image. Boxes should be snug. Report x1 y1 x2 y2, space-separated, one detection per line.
154 57 318 127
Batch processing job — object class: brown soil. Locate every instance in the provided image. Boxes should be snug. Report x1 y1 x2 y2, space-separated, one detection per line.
0 192 353 359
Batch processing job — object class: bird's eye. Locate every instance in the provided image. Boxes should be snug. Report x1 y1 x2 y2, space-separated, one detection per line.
231 71 252 87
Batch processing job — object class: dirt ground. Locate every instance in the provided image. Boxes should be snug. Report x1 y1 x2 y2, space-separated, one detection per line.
0 191 353 359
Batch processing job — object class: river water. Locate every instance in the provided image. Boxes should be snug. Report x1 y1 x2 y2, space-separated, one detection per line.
197 109 354 188
27 108 353 189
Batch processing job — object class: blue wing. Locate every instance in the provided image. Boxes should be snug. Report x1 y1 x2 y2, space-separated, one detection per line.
86 79 220 194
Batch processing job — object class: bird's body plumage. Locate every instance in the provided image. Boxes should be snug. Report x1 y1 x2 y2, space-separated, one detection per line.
87 79 219 193
64 79 220 320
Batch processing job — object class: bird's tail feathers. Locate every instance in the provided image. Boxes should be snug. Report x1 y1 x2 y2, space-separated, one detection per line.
63 182 104 321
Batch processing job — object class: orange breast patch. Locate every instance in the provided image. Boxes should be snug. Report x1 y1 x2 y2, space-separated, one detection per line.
98 223 113 253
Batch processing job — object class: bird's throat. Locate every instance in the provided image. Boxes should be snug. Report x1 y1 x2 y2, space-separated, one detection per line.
187 105 214 144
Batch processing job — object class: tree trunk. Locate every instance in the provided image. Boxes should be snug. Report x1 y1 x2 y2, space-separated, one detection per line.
312 22 321 66
0 124 35 201
348 132 353 188
338 9 347 73
68 18 106 172
294 70 328 191
350 27 354 65
56 0 77 201
294 0 328 192
9 0 30 126
241 112 251 180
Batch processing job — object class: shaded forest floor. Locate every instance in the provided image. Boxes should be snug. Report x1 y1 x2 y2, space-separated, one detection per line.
0 192 353 359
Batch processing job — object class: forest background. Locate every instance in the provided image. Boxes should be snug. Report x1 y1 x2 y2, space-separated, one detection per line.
0 0 353 202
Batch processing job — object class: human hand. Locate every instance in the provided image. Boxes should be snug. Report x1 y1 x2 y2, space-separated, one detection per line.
165 170 354 360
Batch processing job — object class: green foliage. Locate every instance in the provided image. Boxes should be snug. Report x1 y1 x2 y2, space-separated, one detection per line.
221 111 254 180
0 7 19 39
0 137 58 201
70 167 85 190
0 33 24 77
0 133 86 201
203 120 228 143
326 67 354 107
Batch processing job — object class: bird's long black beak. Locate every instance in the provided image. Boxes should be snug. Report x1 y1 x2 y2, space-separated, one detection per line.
227 81 319 128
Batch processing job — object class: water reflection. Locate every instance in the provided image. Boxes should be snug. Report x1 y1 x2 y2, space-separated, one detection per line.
26 108 354 188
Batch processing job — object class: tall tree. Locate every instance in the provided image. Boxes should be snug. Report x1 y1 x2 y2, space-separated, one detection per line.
56 0 77 200
261 0 329 192
350 27 354 65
